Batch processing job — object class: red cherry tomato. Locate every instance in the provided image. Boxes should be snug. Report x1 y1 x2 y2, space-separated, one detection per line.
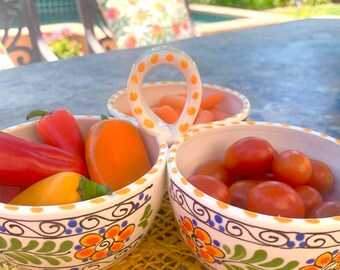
187 175 231 204
307 159 334 195
229 180 260 210
224 137 276 177
272 150 312 187
196 159 235 186
247 181 305 218
248 173 276 181
294 185 323 215
308 201 340 218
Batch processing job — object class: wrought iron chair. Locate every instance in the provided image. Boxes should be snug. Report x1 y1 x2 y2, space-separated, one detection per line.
0 0 58 66
75 0 116 54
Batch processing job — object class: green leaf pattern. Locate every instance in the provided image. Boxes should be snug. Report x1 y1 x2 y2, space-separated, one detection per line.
221 244 299 270
138 204 153 229
0 236 73 267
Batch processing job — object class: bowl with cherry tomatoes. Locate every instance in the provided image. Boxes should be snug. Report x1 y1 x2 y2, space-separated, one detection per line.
167 121 340 270
107 81 250 127
0 115 168 270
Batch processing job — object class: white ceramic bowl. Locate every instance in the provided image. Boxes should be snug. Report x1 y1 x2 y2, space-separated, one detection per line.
167 121 340 270
0 115 168 270
107 81 250 127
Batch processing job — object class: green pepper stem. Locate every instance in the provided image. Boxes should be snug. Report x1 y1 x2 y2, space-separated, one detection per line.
78 176 112 201
26 109 50 121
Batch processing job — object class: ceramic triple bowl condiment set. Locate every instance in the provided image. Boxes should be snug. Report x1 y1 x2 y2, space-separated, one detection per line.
0 46 339 270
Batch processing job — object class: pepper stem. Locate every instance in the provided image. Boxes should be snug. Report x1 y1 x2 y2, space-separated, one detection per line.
78 176 112 201
26 109 50 121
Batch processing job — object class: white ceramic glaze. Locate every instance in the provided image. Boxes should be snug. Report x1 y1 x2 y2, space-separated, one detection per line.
108 82 250 130
167 121 340 270
126 46 203 145
0 115 168 270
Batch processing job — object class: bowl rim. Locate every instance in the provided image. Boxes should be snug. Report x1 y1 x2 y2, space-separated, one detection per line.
0 115 168 213
107 81 251 127
167 120 340 225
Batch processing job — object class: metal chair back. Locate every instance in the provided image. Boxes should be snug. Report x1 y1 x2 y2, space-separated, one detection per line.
75 0 115 54
0 0 58 65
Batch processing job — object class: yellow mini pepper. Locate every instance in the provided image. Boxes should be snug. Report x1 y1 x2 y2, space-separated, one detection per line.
9 172 111 206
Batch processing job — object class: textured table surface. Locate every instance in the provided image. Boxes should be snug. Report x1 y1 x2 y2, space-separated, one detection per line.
0 18 339 270
0 18 339 138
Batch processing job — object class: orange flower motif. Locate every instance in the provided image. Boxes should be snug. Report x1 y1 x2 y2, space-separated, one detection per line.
107 8 120 20
172 23 181 36
128 0 139 4
300 251 340 270
155 3 165 13
152 25 165 39
75 224 135 261
179 217 224 263
181 20 189 31
124 35 137 48
136 11 148 23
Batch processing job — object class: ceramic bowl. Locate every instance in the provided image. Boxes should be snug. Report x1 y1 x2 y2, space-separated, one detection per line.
0 115 168 270
107 81 250 127
167 121 340 270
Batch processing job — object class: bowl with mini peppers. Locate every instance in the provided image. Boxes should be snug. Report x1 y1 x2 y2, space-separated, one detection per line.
167 121 340 270
0 110 168 269
107 81 250 127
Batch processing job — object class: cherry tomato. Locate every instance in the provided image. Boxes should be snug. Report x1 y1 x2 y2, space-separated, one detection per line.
187 175 231 204
196 159 235 186
247 181 305 218
294 185 323 215
272 150 312 187
229 180 260 209
308 201 340 218
306 159 334 195
248 173 276 181
224 137 276 177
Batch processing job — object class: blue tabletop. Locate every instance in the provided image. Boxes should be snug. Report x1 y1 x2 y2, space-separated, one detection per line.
0 18 339 138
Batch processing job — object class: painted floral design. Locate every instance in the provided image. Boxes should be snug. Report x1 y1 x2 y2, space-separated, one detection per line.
0 42 15 70
179 216 224 263
75 224 135 261
300 250 340 270
96 0 196 49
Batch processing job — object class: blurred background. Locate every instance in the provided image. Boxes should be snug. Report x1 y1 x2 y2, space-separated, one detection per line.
1 0 339 66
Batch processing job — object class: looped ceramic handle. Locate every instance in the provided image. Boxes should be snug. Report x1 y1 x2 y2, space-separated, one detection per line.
127 46 202 146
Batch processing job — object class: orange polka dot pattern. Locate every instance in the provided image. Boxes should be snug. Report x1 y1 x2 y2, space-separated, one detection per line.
127 46 202 146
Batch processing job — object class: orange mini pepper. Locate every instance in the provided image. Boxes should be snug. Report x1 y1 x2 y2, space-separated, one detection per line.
85 119 152 191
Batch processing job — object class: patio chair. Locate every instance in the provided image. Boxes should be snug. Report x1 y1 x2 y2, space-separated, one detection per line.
76 0 197 52
0 41 15 70
0 0 58 66
75 0 116 54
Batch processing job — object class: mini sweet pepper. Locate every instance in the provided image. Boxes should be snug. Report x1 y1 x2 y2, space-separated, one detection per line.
9 172 111 206
0 131 88 188
26 108 86 161
86 119 152 191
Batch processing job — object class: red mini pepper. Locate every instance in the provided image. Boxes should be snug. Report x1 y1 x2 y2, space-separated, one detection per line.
0 131 88 188
26 109 85 161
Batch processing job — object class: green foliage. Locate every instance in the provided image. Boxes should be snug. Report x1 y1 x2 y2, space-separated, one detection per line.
43 28 83 59
273 3 340 18
187 0 332 10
